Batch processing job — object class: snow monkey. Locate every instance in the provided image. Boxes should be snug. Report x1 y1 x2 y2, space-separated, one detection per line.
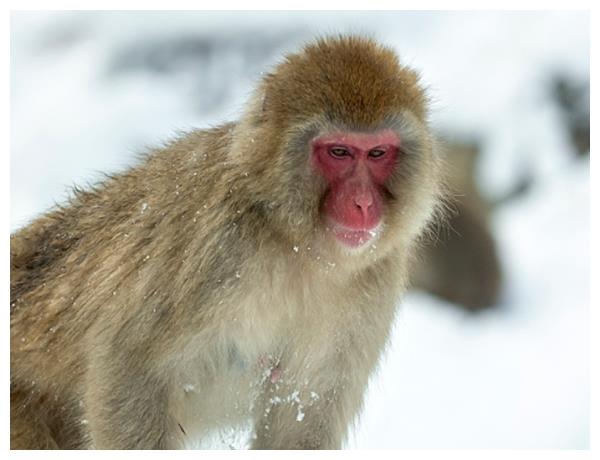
10 36 443 449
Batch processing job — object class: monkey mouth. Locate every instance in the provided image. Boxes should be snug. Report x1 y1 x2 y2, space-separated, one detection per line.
328 222 381 248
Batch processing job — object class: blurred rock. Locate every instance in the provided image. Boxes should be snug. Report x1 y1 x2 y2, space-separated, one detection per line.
551 75 590 157
411 140 503 312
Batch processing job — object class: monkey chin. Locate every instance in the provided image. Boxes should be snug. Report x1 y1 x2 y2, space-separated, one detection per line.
327 220 382 253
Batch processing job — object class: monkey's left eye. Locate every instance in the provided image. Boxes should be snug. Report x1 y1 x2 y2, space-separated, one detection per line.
368 149 386 158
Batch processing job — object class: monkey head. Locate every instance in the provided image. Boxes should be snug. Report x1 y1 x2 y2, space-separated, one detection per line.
231 36 442 268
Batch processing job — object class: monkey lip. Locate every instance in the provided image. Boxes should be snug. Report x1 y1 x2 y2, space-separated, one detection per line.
328 222 380 248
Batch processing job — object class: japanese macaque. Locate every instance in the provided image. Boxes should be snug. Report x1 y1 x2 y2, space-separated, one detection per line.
10 36 443 449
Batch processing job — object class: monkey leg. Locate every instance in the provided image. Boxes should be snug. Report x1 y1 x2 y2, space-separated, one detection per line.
11 390 58 449
84 350 179 449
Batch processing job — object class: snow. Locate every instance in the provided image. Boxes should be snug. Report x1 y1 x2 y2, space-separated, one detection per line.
10 11 589 448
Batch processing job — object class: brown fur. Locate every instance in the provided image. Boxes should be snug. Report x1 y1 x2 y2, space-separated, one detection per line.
10 36 443 449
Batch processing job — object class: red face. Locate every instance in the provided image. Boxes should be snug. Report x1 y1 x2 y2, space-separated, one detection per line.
311 129 400 248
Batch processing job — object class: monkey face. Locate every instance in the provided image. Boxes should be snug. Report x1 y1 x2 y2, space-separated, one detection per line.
304 117 439 263
247 110 441 270
310 129 400 249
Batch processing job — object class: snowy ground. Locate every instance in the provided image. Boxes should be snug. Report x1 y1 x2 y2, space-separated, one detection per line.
10 11 589 448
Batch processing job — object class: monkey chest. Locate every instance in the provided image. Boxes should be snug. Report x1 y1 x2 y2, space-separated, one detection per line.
170 335 290 448
170 281 349 447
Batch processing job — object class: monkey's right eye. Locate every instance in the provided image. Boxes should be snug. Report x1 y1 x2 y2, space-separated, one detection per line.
329 147 351 158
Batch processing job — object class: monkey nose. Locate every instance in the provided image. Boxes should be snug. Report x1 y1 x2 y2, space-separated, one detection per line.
354 192 374 219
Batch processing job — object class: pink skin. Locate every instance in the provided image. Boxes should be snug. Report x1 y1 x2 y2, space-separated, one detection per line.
311 130 400 248
257 354 282 383
269 367 282 384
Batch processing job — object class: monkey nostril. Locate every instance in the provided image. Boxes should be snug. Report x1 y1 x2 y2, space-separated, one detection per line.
354 194 373 210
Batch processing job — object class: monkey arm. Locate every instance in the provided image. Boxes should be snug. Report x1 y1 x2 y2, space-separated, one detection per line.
251 393 341 449
83 330 180 449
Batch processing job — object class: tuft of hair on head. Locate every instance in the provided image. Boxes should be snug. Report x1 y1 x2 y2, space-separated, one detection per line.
261 35 428 129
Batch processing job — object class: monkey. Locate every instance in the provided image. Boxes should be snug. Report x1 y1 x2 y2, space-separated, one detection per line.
10 36 444 449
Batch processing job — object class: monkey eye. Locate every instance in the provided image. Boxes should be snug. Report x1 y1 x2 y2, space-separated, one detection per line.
368 149 386 158
329 147 351 158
